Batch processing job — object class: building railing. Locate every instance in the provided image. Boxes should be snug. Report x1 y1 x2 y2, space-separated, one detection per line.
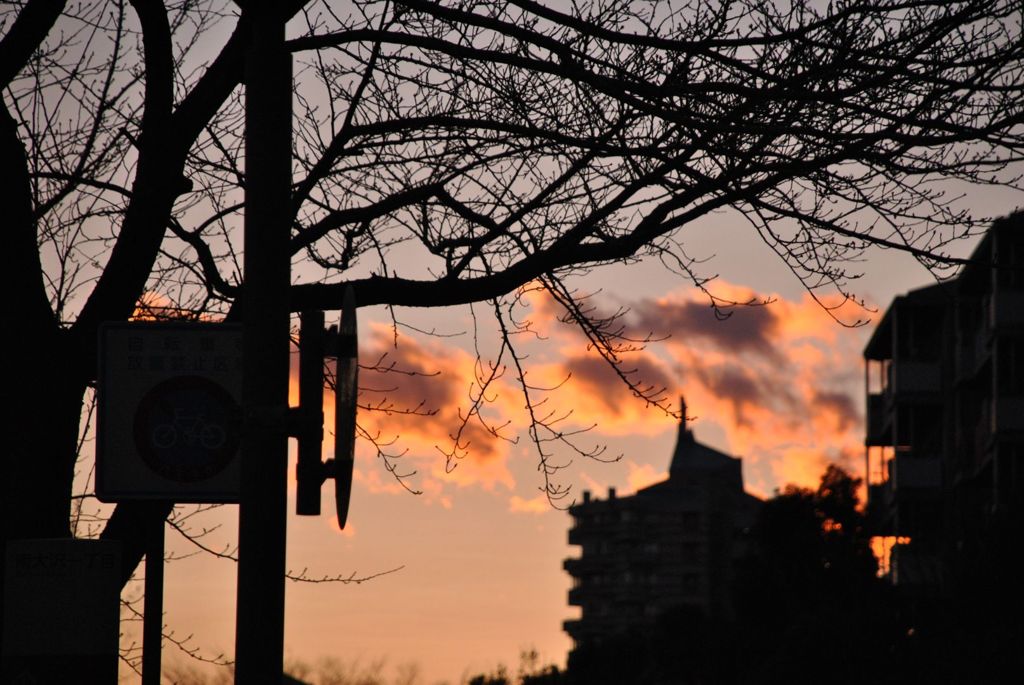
890 453 942 490
868 359 941 410
891 543 946 591
892 360 942 395
866 452 941 533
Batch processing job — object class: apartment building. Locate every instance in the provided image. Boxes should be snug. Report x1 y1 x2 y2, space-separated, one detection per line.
864 213 1024 591
562 401 760 654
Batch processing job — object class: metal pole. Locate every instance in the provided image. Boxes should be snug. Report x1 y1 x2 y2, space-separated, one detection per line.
142 517 164 685
235 3 292 682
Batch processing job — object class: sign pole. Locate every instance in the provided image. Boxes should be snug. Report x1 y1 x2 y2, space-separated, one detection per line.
235 3 291 682
142 515 165 685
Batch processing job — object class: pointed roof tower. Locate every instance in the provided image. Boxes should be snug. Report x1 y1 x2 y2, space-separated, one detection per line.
665 395 743 487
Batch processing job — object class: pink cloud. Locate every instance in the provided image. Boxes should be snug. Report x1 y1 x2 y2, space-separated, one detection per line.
520 282 868 495
354 325 518 493
289 279 870 505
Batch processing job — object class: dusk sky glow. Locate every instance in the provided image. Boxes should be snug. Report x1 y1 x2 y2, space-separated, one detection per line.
12 2 1021 681
96 191 1023 684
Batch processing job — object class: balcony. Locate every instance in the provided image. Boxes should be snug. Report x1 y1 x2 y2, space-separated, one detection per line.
956 328 992 382
890 454 942 490
865 393 890 446
890 544 946 590
892 361 941 395
568 517 632 545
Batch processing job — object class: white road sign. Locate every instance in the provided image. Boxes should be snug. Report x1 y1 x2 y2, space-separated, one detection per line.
97 322 243 501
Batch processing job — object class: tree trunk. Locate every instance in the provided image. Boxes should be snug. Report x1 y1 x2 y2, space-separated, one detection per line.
1 329 171 642
2 333 84 542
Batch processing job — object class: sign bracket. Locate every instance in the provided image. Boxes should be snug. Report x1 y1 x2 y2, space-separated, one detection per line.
294 287 358 528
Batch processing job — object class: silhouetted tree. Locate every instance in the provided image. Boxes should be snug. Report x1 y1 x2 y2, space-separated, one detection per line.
520 667 565 685
890 505 1024 683
570 466 902 684
468 672 509 685
3 0 1024 659
467 649 566 685
566 464 1023 684
568 604 738 685
744 465 876 602
733 465 902 684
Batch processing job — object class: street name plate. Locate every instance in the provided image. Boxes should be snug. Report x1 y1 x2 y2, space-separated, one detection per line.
1 539 120 682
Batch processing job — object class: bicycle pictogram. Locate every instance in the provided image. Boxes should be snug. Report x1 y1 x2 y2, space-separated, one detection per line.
133 375 241 483
152 409 227 450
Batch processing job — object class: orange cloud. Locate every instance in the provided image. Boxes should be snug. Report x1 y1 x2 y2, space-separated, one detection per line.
131 291 222 321
286 279 870 507
285 321 523 506
514 282 869 496
508 493 551 514
526 352 679 437
352 325 518 495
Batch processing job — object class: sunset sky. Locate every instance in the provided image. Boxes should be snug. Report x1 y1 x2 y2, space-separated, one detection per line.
89 185 1022 683
23 5 1016 681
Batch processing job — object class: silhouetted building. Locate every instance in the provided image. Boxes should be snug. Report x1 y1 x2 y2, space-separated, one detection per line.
562 400 760 656
864 213 1024 592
